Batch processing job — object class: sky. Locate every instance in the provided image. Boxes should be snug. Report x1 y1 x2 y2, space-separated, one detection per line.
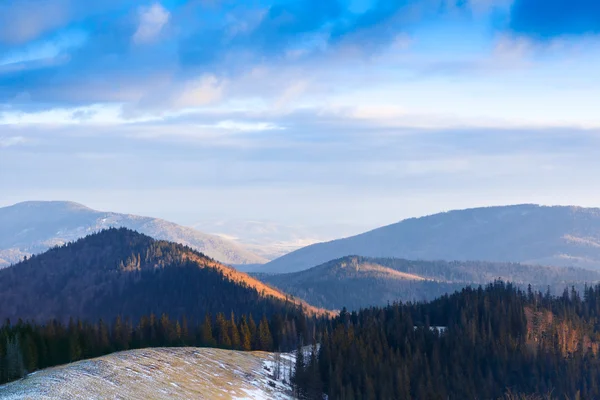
2 0 600 235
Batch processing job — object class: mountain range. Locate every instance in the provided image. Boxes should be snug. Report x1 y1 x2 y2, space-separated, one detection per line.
0 201 267 268
257 255 600 310
259 204 600 273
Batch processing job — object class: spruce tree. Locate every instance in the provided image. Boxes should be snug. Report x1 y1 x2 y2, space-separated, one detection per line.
200 314 216 347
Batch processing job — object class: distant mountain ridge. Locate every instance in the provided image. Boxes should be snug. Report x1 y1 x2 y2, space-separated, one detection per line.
0 201 268 267
258 255 600 310
259 204 600 273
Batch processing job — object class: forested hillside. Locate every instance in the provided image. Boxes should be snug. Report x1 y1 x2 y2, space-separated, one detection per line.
259 256 600 310
0 228 324 323
294 281 600 399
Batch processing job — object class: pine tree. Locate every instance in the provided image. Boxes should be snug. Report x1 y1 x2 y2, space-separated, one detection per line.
22 334 38 373
306 342 323 399
68 328 82 363
5 337 25 380
258 316 273 351
249 315 258 348
181 315 190 345
97 319 110 354
215 313 232 348
201 314 216 347
240 316 252 351
229 312 241 350
293 343 306 398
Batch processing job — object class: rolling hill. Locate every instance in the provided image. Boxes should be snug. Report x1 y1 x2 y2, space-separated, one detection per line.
0 201 268 268
0 228 325 323
258 255 600 310
259 204 600 273
0 347 295 400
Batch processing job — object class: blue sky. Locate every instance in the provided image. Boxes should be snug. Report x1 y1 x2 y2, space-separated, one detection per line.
1 0 600 233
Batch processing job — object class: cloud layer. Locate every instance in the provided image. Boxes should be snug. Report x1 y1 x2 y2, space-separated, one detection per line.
2 0 600 231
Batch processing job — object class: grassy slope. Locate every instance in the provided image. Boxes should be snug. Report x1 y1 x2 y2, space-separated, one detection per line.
0 348 296 400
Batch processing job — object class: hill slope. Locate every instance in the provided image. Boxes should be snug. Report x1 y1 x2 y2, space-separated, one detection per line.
260 204 600 273
258 256 600 310
0 201 267 268
0 228 323 323
0 347 294 400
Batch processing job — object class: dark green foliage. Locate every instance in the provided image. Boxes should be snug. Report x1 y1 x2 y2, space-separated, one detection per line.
0 310 314 385
258 316 274 351
293 281 600 399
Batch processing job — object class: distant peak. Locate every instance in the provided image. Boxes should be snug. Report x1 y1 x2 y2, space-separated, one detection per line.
8 201 95 211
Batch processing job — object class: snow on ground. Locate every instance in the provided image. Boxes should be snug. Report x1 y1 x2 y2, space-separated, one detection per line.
0 347 296 400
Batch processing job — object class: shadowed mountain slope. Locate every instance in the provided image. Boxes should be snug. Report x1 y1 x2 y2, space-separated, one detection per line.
258 255 600 310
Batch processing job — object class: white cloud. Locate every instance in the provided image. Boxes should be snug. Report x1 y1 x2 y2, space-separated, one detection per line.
212 120 283 132
132 3 170 44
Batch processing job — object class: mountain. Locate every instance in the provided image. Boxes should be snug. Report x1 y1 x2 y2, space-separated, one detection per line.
0 228 324 323
0 347 294 400
0 201 268 268
260 204 600 273
258 256 600 310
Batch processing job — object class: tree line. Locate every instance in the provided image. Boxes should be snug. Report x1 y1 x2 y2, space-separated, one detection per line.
0 310 317 385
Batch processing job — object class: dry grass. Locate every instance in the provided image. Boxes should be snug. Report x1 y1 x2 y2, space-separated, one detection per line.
0 347 295 400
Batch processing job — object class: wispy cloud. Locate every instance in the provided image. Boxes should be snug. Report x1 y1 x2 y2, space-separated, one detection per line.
132 3 170 44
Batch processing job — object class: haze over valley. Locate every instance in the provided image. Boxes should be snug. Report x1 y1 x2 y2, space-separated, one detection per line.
193 219 367 261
